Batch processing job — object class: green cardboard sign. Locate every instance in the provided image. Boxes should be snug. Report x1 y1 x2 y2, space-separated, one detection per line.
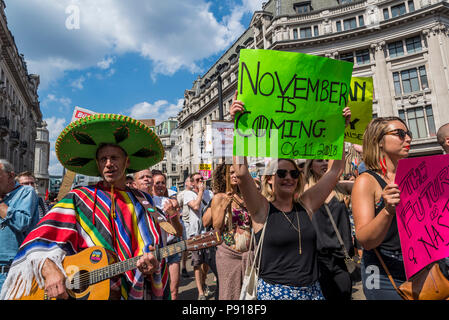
233 49 353 159
344 77 373 145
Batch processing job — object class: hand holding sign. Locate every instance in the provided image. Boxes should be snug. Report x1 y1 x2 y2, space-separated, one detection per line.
230 90 244 120
382 183 401 216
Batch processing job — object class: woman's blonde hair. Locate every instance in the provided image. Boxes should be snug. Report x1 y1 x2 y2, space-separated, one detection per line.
261 159 303 203
362 116 408 171
303 159 345 202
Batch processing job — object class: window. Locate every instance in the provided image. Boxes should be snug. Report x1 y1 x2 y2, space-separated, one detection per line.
392 66 428 95
313 25 319 37
172 164 177 172
405 35 422 53
294 2 312 13
336 21 342 32
401 69 420 93
339 52 354 63
343 17 357 31
388 40 404 58
358 15 365 27
383 8 390 20
293 29 298 39
399 106 436 139
418 66 428 89
300 27 312 38
391 3 406 18
355 49 370 65
408 0 415 12
393 72 402 95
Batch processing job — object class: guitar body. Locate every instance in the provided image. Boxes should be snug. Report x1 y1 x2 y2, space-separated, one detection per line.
14 231 222 300
17 246 118 300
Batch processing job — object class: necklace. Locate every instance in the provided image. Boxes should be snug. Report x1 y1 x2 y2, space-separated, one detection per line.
280 209 302 255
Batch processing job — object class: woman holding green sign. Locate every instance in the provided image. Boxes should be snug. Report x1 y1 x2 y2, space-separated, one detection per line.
351 117 411 299
231 92 351 300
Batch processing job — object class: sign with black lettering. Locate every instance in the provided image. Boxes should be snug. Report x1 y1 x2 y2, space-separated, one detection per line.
344 77 373 145
395 154 449 279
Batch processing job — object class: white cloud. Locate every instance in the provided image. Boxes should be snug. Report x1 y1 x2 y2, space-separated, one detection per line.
44 117 68 175
70 76 85 90
5 0 262 88
128 99 183 125
41 94 72 113
45 116 67 140
97 56 115 70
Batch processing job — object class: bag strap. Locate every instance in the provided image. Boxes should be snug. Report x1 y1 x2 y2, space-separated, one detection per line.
373 248 409 300
128 187 177 235
246 220 267 276
324 203 352 261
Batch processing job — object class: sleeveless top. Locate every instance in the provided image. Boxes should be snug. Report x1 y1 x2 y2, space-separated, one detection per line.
312 196 354 258
364 170 402 252
222 200 252 253
255 202 319 287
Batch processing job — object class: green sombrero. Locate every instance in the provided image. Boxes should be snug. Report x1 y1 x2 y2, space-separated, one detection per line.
55 114 164 177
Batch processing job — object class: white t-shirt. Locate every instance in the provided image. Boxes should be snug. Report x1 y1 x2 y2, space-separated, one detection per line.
152 195 172 244
184 189 213 237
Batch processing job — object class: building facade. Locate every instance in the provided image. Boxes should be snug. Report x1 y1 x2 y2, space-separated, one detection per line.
151 117 182 190
0 0 49 196
178 0 449 177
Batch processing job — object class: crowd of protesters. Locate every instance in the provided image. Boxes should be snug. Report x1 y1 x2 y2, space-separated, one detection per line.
1 101 449 300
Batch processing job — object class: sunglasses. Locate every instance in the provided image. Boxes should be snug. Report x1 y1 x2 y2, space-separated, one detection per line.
276 169 301 179
384 128 413 140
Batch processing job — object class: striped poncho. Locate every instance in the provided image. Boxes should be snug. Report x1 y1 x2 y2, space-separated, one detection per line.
0 184 170 300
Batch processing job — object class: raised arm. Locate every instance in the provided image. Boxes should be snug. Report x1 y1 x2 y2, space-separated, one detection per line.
231 91 269 232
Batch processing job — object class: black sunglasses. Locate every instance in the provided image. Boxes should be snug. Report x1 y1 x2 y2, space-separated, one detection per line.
276 169 301 179
384 128 413 140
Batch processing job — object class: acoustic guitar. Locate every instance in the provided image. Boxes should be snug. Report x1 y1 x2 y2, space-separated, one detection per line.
17 230 222 300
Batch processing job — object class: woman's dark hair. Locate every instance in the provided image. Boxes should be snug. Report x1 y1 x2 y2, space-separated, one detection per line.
212 163 228 194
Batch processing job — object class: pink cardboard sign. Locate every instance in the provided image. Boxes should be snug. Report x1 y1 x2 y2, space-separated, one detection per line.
395 154 449 279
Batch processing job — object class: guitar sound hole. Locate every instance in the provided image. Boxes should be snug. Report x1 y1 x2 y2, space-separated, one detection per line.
66 270 90 294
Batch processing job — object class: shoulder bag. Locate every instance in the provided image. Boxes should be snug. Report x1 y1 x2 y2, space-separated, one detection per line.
324 204 361 275
374 249 449 300
239 221 267 300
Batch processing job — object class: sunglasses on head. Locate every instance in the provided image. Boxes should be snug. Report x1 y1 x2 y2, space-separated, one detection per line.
384 128 413 140
276 169 301 179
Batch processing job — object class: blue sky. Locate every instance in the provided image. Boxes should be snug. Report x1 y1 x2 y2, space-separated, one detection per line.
4 0 264 175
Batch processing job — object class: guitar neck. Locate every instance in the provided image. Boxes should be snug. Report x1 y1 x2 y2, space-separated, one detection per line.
89 240 187 285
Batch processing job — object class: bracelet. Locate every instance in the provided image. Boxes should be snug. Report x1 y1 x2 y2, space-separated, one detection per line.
168 212 178 219
383 207 394 217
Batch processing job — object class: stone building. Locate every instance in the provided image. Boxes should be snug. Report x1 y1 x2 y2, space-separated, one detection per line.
177 0 449 176
151 117 182 189
0 0 48 195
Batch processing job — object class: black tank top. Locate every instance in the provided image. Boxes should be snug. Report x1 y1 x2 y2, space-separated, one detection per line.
255 202 319 287
312 196 354 258
363 170 402 252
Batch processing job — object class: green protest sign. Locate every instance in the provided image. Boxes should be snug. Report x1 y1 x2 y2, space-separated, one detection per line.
344 77 373 145
233 49 353 159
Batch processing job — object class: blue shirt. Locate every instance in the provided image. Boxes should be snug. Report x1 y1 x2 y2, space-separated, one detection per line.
0 183 39 265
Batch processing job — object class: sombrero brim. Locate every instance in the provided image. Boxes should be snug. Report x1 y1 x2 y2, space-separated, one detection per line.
55 114 164 177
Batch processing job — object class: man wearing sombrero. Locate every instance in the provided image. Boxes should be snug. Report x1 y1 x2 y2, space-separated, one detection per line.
0 114 172 300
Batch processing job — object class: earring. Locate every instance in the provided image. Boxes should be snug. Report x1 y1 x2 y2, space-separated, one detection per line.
379 156 387 177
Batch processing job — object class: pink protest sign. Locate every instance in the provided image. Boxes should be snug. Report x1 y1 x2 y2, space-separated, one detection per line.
395 154 449 279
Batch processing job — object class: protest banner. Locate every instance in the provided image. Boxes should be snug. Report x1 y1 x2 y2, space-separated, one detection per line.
212 120 234 160
395 154 449 279
233 49 353 160
344 77 373 145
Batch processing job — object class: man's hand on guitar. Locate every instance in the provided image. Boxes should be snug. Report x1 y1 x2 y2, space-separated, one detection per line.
41 259 69 299
136 248 159 276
